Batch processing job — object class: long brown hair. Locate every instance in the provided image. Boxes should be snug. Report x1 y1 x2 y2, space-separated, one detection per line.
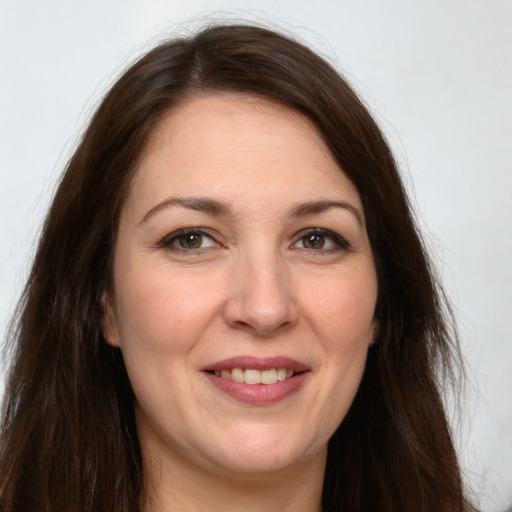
0 24 477 511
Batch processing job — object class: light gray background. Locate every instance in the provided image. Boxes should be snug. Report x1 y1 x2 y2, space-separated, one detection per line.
1 1 511 510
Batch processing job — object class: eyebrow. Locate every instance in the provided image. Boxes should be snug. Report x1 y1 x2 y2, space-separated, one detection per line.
289 200 363 226
139 196 363 226
139 196 232 225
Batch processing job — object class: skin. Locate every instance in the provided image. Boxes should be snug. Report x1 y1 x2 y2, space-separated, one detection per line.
103 93 378 512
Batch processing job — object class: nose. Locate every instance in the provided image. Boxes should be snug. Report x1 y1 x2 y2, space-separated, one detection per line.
223 251 298 337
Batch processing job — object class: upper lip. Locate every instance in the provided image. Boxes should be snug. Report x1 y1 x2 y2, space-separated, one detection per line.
202 356 310 373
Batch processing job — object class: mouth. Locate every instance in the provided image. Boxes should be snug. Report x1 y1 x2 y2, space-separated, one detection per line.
202 356 310 405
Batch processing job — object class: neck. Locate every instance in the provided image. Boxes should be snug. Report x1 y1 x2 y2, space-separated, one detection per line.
141 444 326 512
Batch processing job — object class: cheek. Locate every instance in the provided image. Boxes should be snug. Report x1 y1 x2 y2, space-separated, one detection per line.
303 265 376 395
288 268 376 446
112 261 223 355
110 265 226 429
303 266 377 345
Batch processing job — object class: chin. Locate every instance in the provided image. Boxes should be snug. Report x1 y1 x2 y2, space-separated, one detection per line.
210 425 323 475
218 452 304 476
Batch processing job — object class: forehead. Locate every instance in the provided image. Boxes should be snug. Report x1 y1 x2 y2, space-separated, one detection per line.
126 93 363 216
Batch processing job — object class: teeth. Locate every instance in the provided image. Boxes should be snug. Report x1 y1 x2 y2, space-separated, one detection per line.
231 368 244 383
244 369 261 384
261 369 277 384
212 367 295 385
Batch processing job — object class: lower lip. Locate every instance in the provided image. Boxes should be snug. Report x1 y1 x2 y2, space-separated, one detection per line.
203 371 310 405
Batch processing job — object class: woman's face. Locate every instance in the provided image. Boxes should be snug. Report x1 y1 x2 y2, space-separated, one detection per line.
104 94 378 479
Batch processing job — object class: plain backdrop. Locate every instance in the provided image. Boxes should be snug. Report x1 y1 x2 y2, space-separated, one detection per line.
1 1 511 510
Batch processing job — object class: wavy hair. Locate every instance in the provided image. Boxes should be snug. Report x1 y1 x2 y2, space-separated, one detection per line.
0 24 477 512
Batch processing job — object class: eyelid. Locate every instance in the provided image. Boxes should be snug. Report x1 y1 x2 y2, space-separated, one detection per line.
155 226 350 254
157 227 222 251
292 228 351 251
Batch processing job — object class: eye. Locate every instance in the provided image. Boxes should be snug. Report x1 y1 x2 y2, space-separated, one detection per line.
300 233 331 250
158 229 220 252
176 232 213 249
293 229 349 251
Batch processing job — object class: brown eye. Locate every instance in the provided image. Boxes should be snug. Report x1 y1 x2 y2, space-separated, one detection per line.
302 234 325 249
159 229 218 252
178 233 203 249
293 229 349 252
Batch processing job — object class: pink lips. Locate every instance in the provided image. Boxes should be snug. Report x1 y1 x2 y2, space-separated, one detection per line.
202 356 310 405
204 356 310 373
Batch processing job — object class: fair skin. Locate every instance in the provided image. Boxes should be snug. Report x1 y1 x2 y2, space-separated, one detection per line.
103 93 378 512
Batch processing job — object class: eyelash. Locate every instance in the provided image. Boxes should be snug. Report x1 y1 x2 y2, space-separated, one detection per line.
157 228 221 253
156 227 350 254
293 228 350 253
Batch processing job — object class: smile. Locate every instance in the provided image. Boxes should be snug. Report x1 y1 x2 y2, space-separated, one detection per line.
203 356 310 405
210 368 295 385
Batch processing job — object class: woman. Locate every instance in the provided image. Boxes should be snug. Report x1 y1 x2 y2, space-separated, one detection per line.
0 24 477 511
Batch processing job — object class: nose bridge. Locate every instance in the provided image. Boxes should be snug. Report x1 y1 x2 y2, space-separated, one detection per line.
225 241 297 336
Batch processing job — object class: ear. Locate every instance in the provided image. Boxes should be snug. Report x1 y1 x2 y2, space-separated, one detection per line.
369 321 379 345
100 291 120 348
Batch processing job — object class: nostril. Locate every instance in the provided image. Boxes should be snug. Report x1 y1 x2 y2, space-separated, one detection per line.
231 318 293 337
